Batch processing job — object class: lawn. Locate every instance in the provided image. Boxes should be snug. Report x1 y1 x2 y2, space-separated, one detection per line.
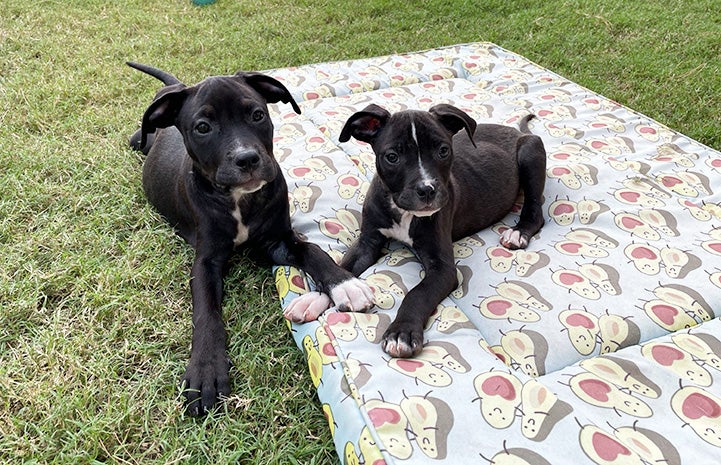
0 0 719 463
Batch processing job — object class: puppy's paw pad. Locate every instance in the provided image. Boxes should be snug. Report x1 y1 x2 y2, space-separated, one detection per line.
500 228 528 250
330 278 375 312
283 292 331 323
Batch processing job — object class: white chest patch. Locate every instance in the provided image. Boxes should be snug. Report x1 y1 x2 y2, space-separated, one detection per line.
379 205 414 246
231 189 250 246
232 207 250 245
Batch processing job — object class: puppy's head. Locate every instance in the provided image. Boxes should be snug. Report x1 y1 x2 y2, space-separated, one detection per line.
340 103 476 216
140 71 301 194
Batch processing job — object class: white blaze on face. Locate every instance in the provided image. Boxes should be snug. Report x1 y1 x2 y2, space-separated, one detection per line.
411 118 434 189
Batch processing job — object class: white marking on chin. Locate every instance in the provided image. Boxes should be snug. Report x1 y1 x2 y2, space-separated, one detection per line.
231 179 267 196
409 208 439 217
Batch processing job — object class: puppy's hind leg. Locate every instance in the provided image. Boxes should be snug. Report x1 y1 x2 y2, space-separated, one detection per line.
501 134 547 249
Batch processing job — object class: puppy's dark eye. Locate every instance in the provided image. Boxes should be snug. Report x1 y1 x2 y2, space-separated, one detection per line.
438 145 450 159
252 110 265 122
385 152 399 164
195 122 211 134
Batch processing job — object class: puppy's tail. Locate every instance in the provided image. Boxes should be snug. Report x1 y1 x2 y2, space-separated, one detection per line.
126 61 182 86
518 114 536 134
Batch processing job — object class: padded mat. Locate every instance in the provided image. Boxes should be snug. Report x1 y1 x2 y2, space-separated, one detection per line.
267 43 721 464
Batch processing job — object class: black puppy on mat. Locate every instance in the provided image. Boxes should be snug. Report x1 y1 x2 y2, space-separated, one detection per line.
128 62 374 415
338 104 546 358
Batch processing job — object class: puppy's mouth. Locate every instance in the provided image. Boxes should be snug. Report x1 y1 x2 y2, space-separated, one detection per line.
409 207 441 217
214 163 277 193
231 179 267 195
393 194 447 217
393 181 448 215
214 175 271 196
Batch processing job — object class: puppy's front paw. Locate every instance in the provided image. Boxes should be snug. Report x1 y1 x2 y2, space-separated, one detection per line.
283 291 332 323
381 321 423 358
330 277 375 313
500 228 529 250
180 349 231 417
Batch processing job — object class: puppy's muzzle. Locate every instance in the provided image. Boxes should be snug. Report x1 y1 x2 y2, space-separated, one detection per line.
402 181 444 216
215 147 276 192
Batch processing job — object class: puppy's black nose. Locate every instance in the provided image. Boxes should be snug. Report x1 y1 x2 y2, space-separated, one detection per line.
234 150 261 172
415 183 436 201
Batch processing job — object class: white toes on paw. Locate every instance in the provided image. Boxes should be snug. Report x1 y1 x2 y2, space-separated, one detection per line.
381 337 415 358
283 292 332 323
500 229 528 249
283 278 375 323
330 278 375 312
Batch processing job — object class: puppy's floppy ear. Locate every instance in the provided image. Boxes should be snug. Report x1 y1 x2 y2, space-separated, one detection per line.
429 104 477 145
339 104 390 143
239 72 301 115
140 84 188 148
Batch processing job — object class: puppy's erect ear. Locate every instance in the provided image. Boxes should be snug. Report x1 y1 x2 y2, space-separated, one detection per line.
140 84 188 148
339 104 391 143
239 72 301 115
429 104 477 145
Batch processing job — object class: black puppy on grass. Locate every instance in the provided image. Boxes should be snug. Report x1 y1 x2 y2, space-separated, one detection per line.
128 62 374 415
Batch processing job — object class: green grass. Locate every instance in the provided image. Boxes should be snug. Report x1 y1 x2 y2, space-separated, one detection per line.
1 0 719 463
